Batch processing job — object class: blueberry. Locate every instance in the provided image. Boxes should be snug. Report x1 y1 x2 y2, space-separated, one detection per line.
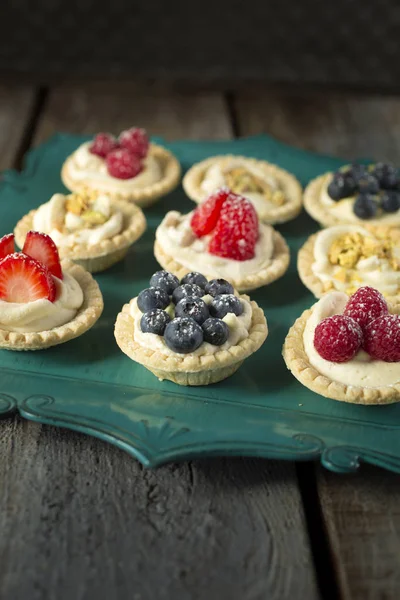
346 163 368 182
209 294 243 319
150 270 179 294
181 271 208 290
381 190 400 213
327 172 356 201
175 296 209 324
205 278 234 297
172 283 203 304
353 194 378 219
202 317 229 346
137 287 170 312
164 317 204 354
140 309 171 335
371 162 399 190
357 174 380 195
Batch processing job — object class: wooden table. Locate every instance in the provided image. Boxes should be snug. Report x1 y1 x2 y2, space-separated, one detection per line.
1 83 400 600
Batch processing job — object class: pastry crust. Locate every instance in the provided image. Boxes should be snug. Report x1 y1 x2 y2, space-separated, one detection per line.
61 143 181 208
298 225 400 303
304 172 400 228
282 301 400 405
154 230 290 293
14 200 147 273
114 295 268 386
0 261 103 351
182 155 303 225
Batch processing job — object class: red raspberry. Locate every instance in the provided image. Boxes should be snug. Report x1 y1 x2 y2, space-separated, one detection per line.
343 286 388 330
119 127 149 158
208 193 259 261
89 133 119 158
314 315 363 363
363 314 400 362
106 148 143 179
190 188 230 237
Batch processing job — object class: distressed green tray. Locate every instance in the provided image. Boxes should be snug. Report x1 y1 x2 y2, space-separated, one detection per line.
1 133 399 473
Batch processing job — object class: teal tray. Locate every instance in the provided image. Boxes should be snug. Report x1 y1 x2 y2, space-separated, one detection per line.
1 133 399 473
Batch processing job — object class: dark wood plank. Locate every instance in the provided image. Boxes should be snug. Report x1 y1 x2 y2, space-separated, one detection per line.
0 84 319 600
235 89 400 600
0 84 36 169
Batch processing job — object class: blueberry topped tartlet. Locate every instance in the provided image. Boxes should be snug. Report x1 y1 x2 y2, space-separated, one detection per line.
304 163 400 228
114 269 268 385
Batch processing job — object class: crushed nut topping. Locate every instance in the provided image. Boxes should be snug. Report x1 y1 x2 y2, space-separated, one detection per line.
328 232 399 271
65 191 109 228
81 210 108 226
224 167 285 205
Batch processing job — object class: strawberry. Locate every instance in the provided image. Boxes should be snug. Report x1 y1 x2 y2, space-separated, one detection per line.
0 253 56 303
208 194 259 261
22 231 63 280
190 188 231 237
0 233 15 260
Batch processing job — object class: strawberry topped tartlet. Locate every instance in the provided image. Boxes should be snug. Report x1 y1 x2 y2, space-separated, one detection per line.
14 189 147 273
0 231 103 350
154 188 290 292
283 286 400 404
114 268 268 385
61 127 181 208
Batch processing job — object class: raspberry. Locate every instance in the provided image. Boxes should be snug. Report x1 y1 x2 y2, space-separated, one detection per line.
208 193 259 261
106 148 143 179
314 315 363 363
119 127 149 158
344 286 388 329
363 315 400 362
190 188 230 237
89 133 119 158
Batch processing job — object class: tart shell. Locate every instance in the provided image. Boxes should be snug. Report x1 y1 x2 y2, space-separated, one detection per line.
282 301 400 405
182 155 303 225
114 295 268 386
0 261 103 351
14 200 147 273
153 230 290 293
61 143 181 208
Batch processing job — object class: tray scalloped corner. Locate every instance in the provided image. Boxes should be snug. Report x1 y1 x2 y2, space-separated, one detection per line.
1 133 400 474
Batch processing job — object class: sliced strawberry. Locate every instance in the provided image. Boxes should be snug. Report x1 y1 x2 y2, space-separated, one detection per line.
22 231 63 280
190 188 231 237
0 253 56 303
0 233 15 260
208 194 259 261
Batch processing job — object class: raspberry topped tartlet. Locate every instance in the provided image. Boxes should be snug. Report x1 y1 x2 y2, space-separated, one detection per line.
298 225 400 301
283 286 400 404
0 232 103 350
61 127 181 207
304 162 400 228
154 188 290 292
183 155 302 225
114 269 268 385
14 189 146 273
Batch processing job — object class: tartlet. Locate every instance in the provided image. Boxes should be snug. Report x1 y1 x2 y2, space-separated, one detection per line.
304 162 400 228
61 128 181 208
298 224 400 302
154 189 290 292
115 269 268 386
0 232 103 351
14 190 147 273
283 287 400 405
183 155 302 225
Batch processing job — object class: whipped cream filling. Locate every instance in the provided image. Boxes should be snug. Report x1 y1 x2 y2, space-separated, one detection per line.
0 272 84 333
33 193 124 247
156 211 275 281
312 225 400 295
321 174 400 225
131 294 252 358
303 292 400 388
201 160 280 218
67 142 162 191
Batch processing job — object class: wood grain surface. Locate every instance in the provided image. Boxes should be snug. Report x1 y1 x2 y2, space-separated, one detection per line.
235 90 400 600
0 84 319 600
0 84 36 169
